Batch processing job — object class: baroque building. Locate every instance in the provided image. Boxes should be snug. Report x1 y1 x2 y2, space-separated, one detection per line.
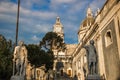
52 17 77 77
25 0 120 79
72 0 120 80
52 0 120 80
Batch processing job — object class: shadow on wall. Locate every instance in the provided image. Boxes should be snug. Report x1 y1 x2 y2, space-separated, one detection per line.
117 77 120 80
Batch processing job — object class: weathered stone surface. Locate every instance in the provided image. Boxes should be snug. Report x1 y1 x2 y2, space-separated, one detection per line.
101 20 120 80
86 74 101 80
13 41 28 76
10 75 25 80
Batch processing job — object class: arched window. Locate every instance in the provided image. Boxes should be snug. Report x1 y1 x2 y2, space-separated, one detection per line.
105 30 113 47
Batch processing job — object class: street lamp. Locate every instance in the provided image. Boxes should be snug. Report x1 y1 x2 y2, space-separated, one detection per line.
13 0 20 76
15 0 20 46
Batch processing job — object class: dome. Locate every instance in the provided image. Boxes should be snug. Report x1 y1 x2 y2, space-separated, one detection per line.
82 17 95 27
80 7 95 28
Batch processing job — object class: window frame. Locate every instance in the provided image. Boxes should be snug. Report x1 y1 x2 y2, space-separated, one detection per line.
105 30 113 47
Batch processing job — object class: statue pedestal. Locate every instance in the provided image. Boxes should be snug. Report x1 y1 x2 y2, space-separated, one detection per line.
10 75 25 80
86 74 101 80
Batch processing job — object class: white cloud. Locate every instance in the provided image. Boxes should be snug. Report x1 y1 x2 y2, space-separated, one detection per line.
89 0 106 13
51 0 76 4
0 1 57 21
68 1 89 14
0 14 16 23
20 7 57 20
0 1 56 33
20 0 49 9
32 24 52 33
50 0 77 10
0 2 17 14
31 35 39 41
0 0 106 44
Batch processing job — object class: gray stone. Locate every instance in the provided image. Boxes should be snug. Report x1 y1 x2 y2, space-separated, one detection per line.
86 74 101 80
10 75 25 80
84 40 98 75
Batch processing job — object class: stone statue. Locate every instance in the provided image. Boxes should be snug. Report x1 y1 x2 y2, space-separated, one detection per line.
13 41 28 76
84 40 97 75
26 63 32 80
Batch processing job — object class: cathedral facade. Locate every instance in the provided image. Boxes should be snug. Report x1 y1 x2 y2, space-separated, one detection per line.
53 0 120 80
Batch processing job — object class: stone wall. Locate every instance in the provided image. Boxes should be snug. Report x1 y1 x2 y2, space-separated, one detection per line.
101 20 120 80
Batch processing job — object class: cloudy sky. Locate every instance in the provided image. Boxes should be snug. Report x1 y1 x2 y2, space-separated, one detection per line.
0 0 106 44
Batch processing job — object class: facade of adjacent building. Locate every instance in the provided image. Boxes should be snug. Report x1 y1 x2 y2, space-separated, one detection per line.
53 0 120 80
72 0 120 80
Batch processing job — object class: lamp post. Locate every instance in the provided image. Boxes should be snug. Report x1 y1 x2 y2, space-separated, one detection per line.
13 0 20 76
15 0 20 46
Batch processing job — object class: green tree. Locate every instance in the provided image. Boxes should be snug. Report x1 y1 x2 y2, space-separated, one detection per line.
26 32 65 72
26 44 42 67
39 32 66 69
40 32 65 51
0 34 13 80
26 44 54 71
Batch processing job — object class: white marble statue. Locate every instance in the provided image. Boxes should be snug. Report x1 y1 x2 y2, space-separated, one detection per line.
13 41 28 76
26 63 32 80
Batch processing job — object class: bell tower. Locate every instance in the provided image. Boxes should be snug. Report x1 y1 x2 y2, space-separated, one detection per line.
53 17 64 40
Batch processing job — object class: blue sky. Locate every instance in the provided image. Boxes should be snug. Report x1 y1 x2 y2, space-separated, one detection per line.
0 0 106 44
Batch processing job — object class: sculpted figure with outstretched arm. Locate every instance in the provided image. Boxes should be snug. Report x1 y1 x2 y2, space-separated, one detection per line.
84 40 98 75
